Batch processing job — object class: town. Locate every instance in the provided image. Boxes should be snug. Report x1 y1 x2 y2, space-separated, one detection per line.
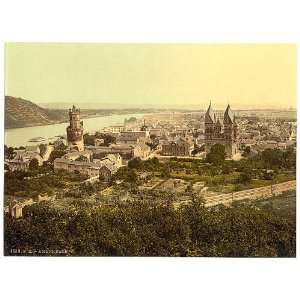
4 103 296 218
4 99 297 257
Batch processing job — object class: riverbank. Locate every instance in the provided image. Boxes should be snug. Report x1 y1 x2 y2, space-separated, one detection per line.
5 109 154 130
5 112 146 147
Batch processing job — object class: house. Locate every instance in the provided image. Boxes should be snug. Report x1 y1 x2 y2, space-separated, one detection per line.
161 137 194 156
53 138 67 149
25 145 40 153
94 153 123 168
63 150 93 162
116 131 148 145
10 204 23 219
5 197 35 219
103 125 125 133
94 138 105 146
40 145 54 161
149 128 163 138
86 144 134 160
54 153 122 179
54 158 98 176
7 149 43 171
133 142 151 159
256 140 278 151
99 164 118 180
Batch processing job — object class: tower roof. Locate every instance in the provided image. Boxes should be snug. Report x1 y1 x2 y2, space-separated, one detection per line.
70 105 80 113
216 118 223 126
205 102 216 123
224 104 235 124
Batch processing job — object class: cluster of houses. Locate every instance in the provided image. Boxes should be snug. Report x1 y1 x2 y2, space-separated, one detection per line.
5 144 54 172
238 118 297 154
54 151 122 179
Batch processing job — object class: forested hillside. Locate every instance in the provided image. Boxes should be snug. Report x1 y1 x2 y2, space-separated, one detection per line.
5 96 66 129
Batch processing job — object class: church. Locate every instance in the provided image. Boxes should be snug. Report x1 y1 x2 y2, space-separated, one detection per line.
204 103 239 158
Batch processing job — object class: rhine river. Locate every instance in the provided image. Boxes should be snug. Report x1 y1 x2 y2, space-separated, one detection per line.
5 113 145 147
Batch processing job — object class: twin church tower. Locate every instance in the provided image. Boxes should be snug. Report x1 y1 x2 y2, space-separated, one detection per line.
204 103 239 158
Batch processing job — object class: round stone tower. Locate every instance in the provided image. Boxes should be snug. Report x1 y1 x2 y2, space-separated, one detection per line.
66 105 84 152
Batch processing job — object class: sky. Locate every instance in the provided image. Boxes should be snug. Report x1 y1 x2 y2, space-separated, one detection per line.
5 43 297 109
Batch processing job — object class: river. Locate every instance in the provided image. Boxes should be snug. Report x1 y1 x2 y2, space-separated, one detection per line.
5 113 145 147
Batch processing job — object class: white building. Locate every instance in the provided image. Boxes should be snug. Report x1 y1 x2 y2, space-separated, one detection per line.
54 153 122 179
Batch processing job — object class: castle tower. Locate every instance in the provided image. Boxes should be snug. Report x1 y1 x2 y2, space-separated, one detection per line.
66 105 84 152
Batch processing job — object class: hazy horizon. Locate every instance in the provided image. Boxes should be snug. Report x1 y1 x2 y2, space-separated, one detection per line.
5 43 297 110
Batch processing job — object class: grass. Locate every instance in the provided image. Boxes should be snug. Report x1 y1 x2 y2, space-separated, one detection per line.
232 191 296 220
234 173 296 191
170 168 296 194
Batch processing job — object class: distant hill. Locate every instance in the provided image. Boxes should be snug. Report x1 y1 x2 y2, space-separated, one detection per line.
5 96 67 129
39 102 126 110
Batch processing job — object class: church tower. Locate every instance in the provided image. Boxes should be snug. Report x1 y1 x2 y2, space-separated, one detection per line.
204 102 216 141
204 102 239 158
223 104 238 157
66 105 84 152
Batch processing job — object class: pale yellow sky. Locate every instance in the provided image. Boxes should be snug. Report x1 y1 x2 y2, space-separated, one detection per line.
5 43 297 109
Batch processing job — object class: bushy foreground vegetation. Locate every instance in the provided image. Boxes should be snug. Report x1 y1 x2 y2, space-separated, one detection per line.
4 168 88 198
5 195 295 257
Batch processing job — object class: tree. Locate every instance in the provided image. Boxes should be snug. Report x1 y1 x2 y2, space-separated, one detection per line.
54 141 67 151
39 144 48 157
4 146 15 159
261 170 275 180
75 155 88 162
83 133 95 146
127 169 138 184
150 134 157 140
48 150 67 163
161 165 171 178
29 158 39 170
128 157 142 169
222 164 231 174
199 144 205 152
206 144 226 165
242 146 251 157
236 172 252 184
94 132 116 146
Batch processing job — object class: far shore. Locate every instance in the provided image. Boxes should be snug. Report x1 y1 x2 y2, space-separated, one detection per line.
5 110 149 130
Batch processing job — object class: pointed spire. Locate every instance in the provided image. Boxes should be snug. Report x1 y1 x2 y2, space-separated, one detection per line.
205 101 215 123
224 104 234 124
216 118 221 125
